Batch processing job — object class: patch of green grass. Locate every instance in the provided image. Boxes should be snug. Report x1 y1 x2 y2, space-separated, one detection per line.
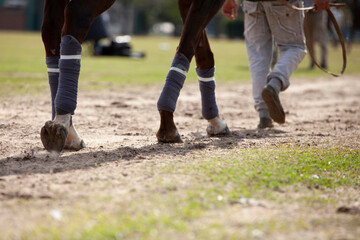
5 146 358 240
185 147 360 200
1 31 360 96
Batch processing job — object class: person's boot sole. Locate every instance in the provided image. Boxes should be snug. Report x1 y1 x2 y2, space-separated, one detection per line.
262 86 285 124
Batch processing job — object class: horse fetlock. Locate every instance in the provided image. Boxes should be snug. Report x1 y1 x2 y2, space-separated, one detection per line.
207 116 230 136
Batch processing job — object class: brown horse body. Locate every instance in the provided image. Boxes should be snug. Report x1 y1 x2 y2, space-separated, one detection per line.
41 0 228 152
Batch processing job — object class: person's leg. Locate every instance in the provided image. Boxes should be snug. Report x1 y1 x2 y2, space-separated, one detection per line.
304 11 316 69
271 37 278 70
242 1 273 128
263 0 306 124
318 11 328 69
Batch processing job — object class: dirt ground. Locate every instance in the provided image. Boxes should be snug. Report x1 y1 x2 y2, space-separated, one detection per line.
0 74 359 239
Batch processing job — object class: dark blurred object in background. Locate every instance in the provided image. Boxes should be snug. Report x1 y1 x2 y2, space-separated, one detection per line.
84 14 145 59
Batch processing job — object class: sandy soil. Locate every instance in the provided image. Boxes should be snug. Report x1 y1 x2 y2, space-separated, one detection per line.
0 74 359 239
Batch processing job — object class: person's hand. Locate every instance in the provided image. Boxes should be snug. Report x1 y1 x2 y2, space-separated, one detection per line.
222 0 237 20
313 0 330 11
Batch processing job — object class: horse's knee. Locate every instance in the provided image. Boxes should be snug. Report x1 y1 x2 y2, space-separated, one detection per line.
41 19 61 41
42 18 63 56
63 1 93 42
41 0 67 55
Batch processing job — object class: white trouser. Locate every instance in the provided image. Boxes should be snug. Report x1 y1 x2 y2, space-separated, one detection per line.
242 0 306 112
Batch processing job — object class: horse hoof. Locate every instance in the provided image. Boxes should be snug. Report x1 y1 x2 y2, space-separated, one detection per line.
64 125 86 151
220 126 231 136
157 110 183 143
208 126 231 136
64 139 86 151
206 116 231 136
40 121 68 153
80 140 86 148
156 131 183 143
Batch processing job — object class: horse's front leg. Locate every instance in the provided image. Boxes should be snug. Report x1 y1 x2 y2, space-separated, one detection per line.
40 0 115 153
156 0 225 143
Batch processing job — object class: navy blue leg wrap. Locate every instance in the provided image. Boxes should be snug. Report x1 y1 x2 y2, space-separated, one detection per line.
197 67 218 120
157 53 190 112
46 56 60 120
55 35 82 115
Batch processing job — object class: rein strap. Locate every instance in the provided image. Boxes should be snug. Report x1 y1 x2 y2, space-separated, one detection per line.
276 0 347 77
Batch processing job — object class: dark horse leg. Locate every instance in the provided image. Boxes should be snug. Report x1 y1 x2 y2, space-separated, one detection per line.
40 0 115 153
348 0 360 52
156 0 229 143
180 0 230 137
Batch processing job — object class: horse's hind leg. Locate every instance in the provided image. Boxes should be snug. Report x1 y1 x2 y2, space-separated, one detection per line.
41 0 69 152
41 0 67 120
40 0 115 153
194 31 230 136
156 0 225 143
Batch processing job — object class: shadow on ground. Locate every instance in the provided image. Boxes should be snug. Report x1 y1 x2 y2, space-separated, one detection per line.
0 128 287 177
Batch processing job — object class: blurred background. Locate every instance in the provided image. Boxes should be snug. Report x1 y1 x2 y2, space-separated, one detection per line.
0 0 359 95
0 0 359 40
0 0 246 39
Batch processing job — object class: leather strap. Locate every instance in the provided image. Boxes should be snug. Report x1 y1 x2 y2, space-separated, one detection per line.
276 0 347 77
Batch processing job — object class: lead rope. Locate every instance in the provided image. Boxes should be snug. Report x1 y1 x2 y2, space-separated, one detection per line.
276 0 347 77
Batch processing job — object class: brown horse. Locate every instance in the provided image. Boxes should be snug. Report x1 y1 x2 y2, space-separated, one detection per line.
40 0 229 153
304 10 329 69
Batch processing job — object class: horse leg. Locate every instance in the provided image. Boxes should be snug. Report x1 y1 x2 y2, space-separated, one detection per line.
194 31 230 136
41 0 69 152
41 0 67 120
156 0 192 143
178 0 229 136
156 0 225 143
40 0 115 153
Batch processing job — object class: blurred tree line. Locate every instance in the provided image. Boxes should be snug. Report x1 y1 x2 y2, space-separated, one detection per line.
0 0 245 38
2 0 358 39
112 0 180 34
